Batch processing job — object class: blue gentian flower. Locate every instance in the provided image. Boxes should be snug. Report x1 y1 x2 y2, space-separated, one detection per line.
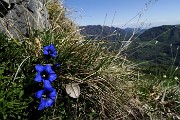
43 44 57 58
35 88 57 110
35 64 57 84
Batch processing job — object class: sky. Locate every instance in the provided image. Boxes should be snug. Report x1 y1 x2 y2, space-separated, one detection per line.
62 0 180 28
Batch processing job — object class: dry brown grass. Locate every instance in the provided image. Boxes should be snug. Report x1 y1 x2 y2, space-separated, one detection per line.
43 1 148 119
46 0 82 42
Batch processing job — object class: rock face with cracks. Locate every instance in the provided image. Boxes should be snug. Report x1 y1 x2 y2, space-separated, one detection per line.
0 0 49 38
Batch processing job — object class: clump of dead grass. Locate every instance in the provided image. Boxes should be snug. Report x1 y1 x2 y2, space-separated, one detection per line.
43 1 148 119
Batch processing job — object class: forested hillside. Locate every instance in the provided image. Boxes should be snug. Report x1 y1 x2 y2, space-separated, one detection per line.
126 25 180 76
81 25 180 76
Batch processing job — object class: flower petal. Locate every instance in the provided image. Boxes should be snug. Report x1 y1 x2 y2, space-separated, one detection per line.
43 46 49 51
45 99 54 107
53 51 57 56
50 44 57 57
38 99 46 110
49 89 57 100
35 73 42 82
45 65 54 74
48 73 57 82
49 44 55 51
43 50 49 55
54 50 57 54
35 90 44 99
35 65 44 72
44 80 53 90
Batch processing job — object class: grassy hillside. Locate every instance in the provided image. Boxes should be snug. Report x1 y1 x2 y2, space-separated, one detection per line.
80 24 180 119
126 25 180 77
0 1 179 120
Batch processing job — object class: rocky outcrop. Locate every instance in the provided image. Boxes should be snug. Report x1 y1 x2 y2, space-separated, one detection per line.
0 0 49 38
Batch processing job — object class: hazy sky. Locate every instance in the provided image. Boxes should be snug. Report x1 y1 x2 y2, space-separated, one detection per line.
63 0 180 28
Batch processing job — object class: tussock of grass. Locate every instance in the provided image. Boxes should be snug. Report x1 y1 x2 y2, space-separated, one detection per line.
47 0 82 42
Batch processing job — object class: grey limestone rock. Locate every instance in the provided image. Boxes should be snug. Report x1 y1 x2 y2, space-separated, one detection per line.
0 0 50 38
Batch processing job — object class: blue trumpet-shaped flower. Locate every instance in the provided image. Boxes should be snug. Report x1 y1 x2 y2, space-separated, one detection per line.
35 64 57 84
43 44 57 58
35 88 57 110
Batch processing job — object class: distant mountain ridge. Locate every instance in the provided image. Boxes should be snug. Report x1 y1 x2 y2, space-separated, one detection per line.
124 27 146 34
79 25 144 41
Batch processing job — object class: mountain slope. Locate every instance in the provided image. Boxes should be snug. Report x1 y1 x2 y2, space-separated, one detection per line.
80 24 180 76
126 25 180 76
